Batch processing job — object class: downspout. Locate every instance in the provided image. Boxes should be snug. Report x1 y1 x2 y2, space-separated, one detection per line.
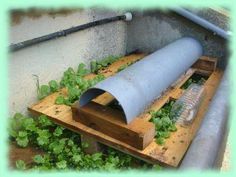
173 8 231 40
9 12 132 52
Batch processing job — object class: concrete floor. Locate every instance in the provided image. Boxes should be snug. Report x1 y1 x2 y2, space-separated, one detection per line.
221 138 230 171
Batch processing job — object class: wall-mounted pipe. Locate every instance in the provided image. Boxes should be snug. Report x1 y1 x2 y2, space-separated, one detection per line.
9 12 132 52
79 37 203 124
173 8 231 40
180 67 229 169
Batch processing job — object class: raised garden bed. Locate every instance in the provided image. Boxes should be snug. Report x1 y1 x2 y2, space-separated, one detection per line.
9 54 223 170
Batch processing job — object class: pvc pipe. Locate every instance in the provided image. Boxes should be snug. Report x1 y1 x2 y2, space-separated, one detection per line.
173 8 231 40
124 12 133 21
79 37 203 124
10 12 132 52
180 67 229 169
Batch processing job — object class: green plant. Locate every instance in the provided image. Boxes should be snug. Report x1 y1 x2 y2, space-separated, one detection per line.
90 56 119 74
35 78 60 100
149 101 177 145
49 80 59 92
37 85 51 100
35 56 126 105
56 74 105 106
35 62 90 101
15 160 26 170
181 74 207 89
9 113 158 171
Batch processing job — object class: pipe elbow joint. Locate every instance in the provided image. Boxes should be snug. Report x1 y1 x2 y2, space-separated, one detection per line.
124 12 132 21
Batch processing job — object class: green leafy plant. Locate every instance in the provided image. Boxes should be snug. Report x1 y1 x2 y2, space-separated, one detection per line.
34 74 60 100
55 95 65 105
77 63 90 76
35 62 89 101
35 57 122 105
181 74 207 89
9 113 159 170
90 56 119 74
149 100 177 145
33 154 45 164
49 80 59 92
16 131 29 147
9 113 157 171
15 160 26 170
38 85 51 100
55 74 105 106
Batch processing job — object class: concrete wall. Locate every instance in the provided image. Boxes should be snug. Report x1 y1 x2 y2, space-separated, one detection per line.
126 10 228 68
9 9 127 115
9 8 228 116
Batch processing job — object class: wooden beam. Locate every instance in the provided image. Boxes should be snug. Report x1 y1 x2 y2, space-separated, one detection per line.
192 56 217 74
72 102 155 150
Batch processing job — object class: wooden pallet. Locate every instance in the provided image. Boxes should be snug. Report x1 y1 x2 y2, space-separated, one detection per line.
28 54 223 167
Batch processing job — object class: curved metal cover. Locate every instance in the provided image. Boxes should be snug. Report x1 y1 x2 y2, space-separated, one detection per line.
79 37 203 124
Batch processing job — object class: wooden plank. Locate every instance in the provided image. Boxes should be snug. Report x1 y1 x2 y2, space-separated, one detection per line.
92 92 114 106
192 56 217 73
98 54 145 77
160 69 223 166
73 101 155 150
28 55 222 167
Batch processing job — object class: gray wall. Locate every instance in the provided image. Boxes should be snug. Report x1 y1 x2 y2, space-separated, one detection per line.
9 8 228 116
9 9 127 115
126 10 228 68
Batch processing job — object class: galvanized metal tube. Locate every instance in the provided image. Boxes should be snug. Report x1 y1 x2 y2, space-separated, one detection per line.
79 37 203 124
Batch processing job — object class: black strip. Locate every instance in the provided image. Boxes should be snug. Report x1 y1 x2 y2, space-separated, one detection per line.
10 15 125 52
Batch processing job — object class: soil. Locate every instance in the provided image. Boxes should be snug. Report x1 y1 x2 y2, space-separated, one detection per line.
9 142 44 169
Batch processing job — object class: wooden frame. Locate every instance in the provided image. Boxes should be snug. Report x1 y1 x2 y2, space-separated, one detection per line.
72 101 155 150
28 54 223 167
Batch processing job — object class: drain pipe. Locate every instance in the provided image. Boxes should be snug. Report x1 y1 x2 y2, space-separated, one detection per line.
9 12 132 52
180 66 229 169
173 8 231 40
